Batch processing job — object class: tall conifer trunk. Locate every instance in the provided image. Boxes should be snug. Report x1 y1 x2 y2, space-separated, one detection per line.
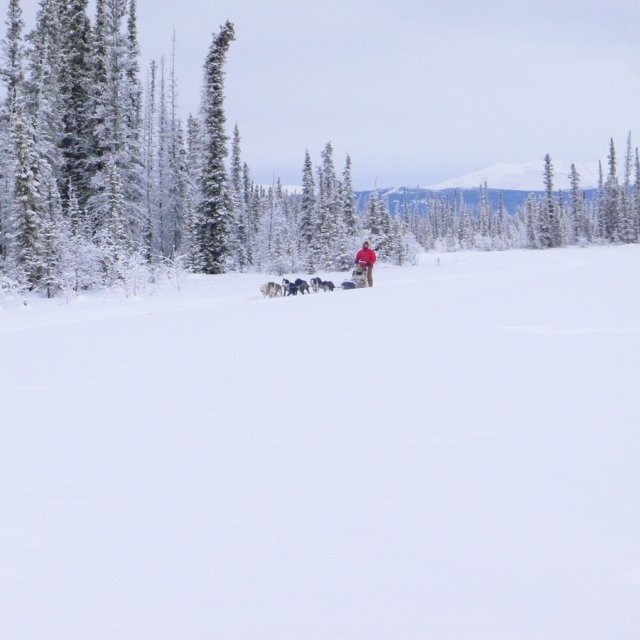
196 20 234 274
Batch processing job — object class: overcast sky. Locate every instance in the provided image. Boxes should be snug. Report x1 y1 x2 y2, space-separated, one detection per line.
13 0 640 188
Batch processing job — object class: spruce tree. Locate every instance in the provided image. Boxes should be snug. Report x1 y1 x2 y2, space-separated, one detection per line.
96 154 129 282
155 57 169 255
9 98 43 288
318 142 339 269
28 0 65 181
39 171 66 297
59 0 93 209
458 202 473 249
0 0 25 260
229 123 248 270
88 0 143 244
478 181 491 237
196 20 235 274
166 33 189 259
242 162 258 267
299 149 316 270
603 138 620 242
619 132 636 243
2 0 24 112
341 154 357 237
495 192 507 244
540 154 560 248
568 163 585 244
525 193 540 249
141 59 156 258
182 113 203 268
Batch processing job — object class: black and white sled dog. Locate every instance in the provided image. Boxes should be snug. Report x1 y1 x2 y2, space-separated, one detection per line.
321 280 335 292
282 278 310 296
260 282 282 298
310 277 334 292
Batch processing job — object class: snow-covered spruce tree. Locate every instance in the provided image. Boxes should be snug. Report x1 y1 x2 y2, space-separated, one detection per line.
619 132 636 244
96 154 129 283
361 188 393 256
362 189 380 242
0 0 26 262
155 57 170 256
264 180 298 275
495 192 508 248
60 181 99 292
195 20 235 274
593 160 605 240
602 138 620 242
87 0 143 245
8 97 43 288
141 58 156 258
59 0 93 210
568 163 585 244
86 0 107 195
557 190 570 246
241 162 258 267
150 49 189 261
443 196 456 251
125 0 141 133
229 123 248 270
477 181 491 238
331 154 357 270
458 199 474 249
166 34 189 260
316 142 340 269
376 195 393 258
341 154 357 238
182 113 202 268
524 193 540 249
38 170 67 297
2 0 24 112
540 154 561 248
299 149 316 271
27 0 66 185
122 0 143 240
333 179 352 270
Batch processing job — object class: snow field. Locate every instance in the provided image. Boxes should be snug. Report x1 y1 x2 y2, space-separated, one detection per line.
1 245 640 639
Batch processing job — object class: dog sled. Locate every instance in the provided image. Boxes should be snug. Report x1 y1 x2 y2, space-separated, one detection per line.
341 260 369 290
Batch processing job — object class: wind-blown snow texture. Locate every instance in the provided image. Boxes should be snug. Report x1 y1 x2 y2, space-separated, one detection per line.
2 246 640 640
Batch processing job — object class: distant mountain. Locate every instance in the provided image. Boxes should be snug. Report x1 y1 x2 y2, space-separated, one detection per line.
426 159 601 192
354 185 598 216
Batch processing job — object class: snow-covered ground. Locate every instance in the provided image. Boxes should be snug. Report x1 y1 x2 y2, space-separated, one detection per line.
2 245 640 640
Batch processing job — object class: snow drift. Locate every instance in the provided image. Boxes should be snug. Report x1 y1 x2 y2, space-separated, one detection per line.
1 245 639 640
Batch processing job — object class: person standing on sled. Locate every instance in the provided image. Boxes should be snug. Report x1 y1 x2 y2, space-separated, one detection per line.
355 240 377 287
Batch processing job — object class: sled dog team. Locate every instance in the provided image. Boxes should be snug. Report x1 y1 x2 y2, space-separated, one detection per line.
260 241 376 299
260 277 335 299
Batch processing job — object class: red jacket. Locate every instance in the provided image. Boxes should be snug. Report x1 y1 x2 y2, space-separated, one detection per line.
355 247 377 266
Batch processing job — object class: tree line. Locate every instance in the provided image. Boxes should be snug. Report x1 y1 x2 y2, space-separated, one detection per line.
388 140 640 253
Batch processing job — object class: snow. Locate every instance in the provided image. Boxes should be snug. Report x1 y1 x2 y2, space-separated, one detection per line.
2 245 640 640
427 159 602 192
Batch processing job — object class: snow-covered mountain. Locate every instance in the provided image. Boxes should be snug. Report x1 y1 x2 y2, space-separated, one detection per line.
427 159 602 192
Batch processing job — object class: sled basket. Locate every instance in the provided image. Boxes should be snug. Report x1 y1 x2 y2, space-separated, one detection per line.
341 261 369 289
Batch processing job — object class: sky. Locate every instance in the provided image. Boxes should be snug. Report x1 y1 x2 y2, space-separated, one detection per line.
11 0 640 189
